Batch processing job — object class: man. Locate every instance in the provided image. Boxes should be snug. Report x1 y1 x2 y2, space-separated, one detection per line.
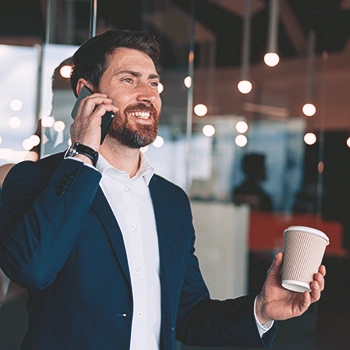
0 29 325 350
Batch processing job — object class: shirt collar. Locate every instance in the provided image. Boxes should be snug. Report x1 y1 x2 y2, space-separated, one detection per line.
96 151 155 186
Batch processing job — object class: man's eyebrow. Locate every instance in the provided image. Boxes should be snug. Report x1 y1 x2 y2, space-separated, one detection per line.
149 73 161 80
117 70 160 80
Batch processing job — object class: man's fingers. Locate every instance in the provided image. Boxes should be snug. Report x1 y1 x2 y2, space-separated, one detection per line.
300 291 311 311
314 271 325 291
319 265 326 277
267 252 283 276
310 279 322 302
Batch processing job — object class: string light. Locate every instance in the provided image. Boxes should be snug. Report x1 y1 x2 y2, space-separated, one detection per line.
304 133 317 145
302 30 317 117
238 0 253 94
264 0 280 67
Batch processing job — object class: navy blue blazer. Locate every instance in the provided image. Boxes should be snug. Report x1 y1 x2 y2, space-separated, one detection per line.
0 153 276 349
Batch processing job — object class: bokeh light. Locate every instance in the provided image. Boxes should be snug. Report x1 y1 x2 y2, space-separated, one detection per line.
202 124 215 137
60 65 72 78
194 104 208 117
29 135 40 146
235 134 248 147
237 80 252 94
10 99 23 111
22 138 33 150
157 82 164 94
302 103 316 117
235 121 249 133
9 116 21 129
153 136 164 148
304 132 317 145
184 76 192 88
42 115 55 127
53 120 66 132
140 146 148 153
264 52 280 67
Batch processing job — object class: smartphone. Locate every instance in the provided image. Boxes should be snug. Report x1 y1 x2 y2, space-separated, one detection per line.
71 85 115 145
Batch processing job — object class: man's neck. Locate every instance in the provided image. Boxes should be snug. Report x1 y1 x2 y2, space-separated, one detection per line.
99 140 141 178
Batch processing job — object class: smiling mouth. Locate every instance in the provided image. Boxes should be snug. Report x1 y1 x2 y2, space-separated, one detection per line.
128 111 151 119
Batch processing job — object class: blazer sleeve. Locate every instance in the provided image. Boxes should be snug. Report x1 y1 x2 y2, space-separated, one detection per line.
175 190 277 348
0 158 101 290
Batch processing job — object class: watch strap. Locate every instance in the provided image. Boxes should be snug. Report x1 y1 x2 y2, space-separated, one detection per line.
65 142 98 167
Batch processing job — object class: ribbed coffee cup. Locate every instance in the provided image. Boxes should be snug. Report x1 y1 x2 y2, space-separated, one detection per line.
282 226 329 293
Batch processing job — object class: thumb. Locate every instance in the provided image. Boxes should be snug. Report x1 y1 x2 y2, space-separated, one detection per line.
268 252 284 277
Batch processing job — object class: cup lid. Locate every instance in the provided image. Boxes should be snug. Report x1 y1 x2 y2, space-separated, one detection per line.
283 225 329 244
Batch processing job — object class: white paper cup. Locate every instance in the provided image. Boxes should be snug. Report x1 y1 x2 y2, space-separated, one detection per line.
282 226 329 293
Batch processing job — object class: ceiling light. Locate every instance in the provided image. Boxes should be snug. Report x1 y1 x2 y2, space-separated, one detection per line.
264 0 280 67
194 104 208 117
304 133 317 145
302 103 316 117
237 80 252 94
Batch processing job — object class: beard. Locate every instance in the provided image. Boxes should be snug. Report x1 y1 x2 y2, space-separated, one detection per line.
108 103 160 149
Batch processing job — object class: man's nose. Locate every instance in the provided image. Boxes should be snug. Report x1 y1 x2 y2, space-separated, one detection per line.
136 83 158 105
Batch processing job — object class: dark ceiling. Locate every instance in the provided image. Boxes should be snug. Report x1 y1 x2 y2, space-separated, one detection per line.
1 0 349 68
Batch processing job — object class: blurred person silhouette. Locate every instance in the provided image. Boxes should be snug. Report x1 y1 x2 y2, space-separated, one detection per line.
0 29 326 350
233 153 273 211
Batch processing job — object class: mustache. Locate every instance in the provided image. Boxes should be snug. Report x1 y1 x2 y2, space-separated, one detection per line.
124 103 157 115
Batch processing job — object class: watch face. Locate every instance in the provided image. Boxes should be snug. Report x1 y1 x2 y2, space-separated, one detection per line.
64 142 98 166
65 144 78 158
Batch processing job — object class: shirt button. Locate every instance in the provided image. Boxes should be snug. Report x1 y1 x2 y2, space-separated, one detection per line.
123 187 130 192
130 224 137 231
137 311 143 318
134 269 140 275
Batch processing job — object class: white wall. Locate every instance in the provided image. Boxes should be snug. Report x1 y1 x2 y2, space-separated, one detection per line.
191 201 250 299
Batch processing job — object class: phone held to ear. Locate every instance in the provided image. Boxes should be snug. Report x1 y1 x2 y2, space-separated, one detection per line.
71 85 115 145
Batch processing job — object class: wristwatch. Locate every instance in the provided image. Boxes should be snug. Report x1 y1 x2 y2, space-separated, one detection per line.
64 142 98 167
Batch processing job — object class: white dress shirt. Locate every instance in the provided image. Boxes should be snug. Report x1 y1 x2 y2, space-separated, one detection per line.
97 153 161 350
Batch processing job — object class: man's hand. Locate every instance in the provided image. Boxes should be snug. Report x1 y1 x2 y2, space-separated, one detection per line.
255 252 326 324
70 91 118 153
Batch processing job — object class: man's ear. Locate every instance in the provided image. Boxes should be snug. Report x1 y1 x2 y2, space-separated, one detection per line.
76 78 90 96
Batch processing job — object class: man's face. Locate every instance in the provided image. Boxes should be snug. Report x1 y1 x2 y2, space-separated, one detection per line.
98 47 162 148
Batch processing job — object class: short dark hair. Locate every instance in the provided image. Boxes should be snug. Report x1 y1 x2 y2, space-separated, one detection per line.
70 29 160 96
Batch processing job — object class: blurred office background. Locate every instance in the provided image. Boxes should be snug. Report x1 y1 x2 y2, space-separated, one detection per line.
0 0 350 349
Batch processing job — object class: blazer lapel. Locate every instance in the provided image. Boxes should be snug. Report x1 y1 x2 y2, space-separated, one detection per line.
149 178 174 289
91 187 131 287
149 178 174 347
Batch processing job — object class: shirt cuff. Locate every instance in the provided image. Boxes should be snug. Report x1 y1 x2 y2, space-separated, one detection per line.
254 296 274 337
65 156 97 169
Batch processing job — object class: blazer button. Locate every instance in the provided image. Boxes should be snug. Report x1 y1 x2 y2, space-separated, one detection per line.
56 172 75 195
56 187 63 195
